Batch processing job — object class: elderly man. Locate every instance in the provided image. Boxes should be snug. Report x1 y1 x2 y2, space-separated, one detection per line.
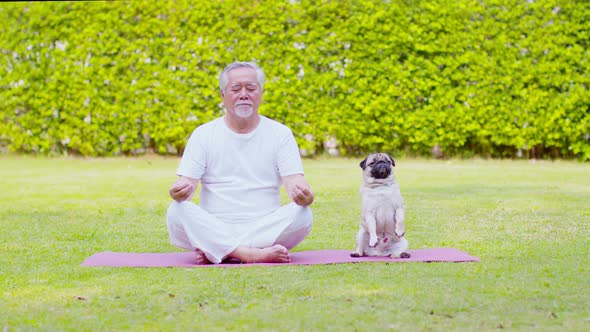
166 62 314 264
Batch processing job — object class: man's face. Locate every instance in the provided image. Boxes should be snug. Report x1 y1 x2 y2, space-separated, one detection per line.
221 67 262 119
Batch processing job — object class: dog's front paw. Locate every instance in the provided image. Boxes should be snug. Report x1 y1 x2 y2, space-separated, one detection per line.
369 237 378 247
350 251 363 257
400 252 411 259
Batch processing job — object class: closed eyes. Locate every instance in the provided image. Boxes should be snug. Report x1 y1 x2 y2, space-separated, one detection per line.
230 84 258 92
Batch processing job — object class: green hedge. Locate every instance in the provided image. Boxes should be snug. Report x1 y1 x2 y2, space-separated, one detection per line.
1 0 588 159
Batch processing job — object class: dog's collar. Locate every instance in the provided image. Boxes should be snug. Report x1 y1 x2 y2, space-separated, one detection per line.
364 181 394 188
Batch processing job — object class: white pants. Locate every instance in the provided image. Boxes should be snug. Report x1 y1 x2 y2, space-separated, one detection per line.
166 201 313 263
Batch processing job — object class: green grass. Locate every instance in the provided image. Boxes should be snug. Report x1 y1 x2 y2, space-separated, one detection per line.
1 155 588 331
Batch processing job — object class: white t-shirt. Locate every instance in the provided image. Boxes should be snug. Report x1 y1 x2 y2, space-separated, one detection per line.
177 115 304 222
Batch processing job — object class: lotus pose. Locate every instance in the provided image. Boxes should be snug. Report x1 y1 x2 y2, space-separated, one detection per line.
166 62 314 264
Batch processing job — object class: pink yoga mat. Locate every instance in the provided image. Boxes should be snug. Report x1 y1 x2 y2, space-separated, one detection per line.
81 248 480 268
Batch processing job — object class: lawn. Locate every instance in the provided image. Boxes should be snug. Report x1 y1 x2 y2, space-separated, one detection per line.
0 155 588 331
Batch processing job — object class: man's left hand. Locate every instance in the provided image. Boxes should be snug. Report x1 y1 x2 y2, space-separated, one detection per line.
283 174 314 207
290 184 314 206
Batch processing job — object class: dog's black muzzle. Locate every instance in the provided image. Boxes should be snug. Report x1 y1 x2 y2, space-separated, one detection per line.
371 161 391 179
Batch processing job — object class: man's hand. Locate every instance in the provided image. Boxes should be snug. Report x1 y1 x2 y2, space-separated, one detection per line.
169 177 198 202
290 184 314 207
282 174 314 207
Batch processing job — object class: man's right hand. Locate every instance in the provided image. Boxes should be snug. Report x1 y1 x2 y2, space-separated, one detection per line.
169 177 198 201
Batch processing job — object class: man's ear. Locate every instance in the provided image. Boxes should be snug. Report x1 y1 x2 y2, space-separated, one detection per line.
360 158 367 170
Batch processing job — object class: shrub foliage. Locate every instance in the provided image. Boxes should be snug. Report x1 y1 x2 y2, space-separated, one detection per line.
0 0 588 159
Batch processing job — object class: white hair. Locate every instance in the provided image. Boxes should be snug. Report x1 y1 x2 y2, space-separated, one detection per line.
219 61 265 92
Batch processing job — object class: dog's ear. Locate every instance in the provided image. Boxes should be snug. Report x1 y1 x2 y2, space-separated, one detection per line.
388 154 395 167
360 158 367 170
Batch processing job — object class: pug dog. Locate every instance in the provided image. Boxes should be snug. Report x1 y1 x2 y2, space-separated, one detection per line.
351 153 410 258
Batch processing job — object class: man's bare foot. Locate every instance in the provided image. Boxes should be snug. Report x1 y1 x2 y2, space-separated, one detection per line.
228 244 290 263
195 248 211 265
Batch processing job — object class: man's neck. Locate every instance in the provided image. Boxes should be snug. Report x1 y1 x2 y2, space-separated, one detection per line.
224 114 261 134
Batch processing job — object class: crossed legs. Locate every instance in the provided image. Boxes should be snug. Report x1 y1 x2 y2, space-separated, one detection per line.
167 201 312 264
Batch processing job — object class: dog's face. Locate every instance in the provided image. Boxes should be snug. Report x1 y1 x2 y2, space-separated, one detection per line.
360 153 396 180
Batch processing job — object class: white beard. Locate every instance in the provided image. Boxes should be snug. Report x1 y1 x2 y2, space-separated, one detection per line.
234 105 254 118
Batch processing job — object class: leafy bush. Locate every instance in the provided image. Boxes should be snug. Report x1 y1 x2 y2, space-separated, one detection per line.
0 0 588 159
